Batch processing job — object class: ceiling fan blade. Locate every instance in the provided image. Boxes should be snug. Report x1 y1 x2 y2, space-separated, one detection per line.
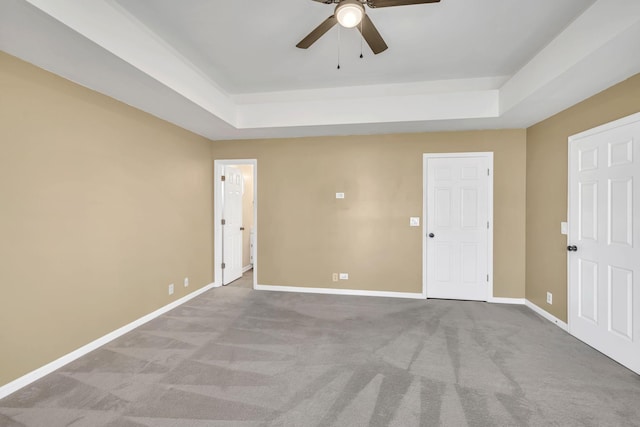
296 15 338 49
367 0 440 8
358 14 388 54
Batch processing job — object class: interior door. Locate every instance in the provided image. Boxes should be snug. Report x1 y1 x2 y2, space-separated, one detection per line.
425 155 490 301
222 166 244 285
568 114 640 374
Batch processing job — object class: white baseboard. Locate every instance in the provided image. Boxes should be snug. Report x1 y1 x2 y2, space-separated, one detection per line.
242 265 253 273
488 297 525 304
255 284 425 300
525 299 568 331
0 281 217 400
255 286 530 304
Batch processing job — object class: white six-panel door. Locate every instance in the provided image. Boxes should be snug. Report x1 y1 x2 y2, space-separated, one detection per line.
424 153 492 301
222 166 244 285
568 113 640 374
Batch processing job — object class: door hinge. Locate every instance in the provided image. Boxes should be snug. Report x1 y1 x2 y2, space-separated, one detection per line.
487 274 489 282
221 175 226 181
221 219 226 225
221 263 226 269
487 168 490 176
487 221 490 229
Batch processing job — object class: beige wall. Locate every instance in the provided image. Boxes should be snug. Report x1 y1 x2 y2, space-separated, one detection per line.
0 52 214 386
212 130 527 297
526 73 640 322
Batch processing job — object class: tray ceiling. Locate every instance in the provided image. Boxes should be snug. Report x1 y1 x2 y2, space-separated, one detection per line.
2 0 640 140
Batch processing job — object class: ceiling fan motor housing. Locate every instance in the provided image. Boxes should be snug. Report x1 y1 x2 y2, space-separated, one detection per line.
300 0 441 54
335 0 365 28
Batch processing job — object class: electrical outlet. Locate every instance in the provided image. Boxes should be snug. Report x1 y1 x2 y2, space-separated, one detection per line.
339 273 349 280
184 277 189 288
546 292 553 305
332 273 338 282
169 284 174 295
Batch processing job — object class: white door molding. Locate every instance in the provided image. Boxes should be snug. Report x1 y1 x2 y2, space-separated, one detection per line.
214 159 257 288
423 152 494 300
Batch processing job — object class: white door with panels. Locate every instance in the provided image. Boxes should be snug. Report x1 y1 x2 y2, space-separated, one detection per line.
424 153 492 301
568 113 640 374
222 166 244 285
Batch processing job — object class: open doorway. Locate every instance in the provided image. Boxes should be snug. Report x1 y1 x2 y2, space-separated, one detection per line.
214 159 257 288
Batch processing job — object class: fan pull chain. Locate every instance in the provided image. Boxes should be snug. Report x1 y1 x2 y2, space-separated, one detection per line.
337 25 341 70
360 20 364 59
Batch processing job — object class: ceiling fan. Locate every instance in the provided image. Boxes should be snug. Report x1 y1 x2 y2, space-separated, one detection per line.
297 0 441 55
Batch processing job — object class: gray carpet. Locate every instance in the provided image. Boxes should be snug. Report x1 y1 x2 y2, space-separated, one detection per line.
1 286 639 426
227 269 254 289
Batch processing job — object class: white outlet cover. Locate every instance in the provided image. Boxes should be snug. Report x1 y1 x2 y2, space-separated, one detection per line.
561 222 568 235
169 284 174 295
184 277 189 287
410 217 420 227
339 273 349 280
335 192 345 199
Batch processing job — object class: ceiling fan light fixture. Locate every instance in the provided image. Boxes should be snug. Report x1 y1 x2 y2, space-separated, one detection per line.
335 0 365 28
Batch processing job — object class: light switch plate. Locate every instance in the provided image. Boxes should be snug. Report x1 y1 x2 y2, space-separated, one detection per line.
410 217 420 227
561 222 568 235
336 192 345 199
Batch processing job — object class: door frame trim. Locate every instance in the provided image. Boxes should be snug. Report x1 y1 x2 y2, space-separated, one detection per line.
567 111 640 335
422 152 494 300
214 159 257 288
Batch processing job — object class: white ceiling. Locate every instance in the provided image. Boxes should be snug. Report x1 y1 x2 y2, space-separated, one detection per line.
111 0 591 93
2 0 640 140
